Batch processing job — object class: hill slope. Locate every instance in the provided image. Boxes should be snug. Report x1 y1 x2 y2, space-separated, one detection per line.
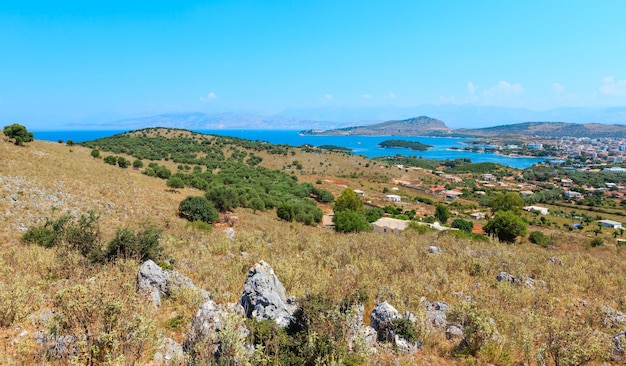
300 116 452 136
455 121 626 138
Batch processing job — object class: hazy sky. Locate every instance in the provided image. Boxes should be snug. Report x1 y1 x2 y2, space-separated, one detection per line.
2 1 626 126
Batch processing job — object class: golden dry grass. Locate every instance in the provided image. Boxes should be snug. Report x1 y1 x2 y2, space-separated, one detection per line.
1 134 626 364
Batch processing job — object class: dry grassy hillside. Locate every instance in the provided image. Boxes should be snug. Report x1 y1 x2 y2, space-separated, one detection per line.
1 134 626 365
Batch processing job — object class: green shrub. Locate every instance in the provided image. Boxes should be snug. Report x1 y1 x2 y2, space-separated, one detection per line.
102 224 162 262
589 237 603 247
529 230 552 247
484 210 528 243
277 204 295 222
117 156 130 168
451 218 474 233
3 123 33 145
185 220 213 232
333 210 372 233
178 196 219 223
390 317 418 344
103 155 118 165
91 149 100 158
132 159 143 169
166 176 185 189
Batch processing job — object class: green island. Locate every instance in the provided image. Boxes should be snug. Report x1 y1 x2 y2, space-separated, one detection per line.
379 139 433 151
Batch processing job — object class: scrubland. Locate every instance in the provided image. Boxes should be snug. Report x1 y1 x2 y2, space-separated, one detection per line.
1 133 626 365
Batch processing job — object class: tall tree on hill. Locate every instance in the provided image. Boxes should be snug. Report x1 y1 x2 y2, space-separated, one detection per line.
3 123 34 146
332 189 371 233
488 192 524 215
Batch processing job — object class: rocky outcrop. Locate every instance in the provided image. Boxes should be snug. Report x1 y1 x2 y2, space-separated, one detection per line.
184 300 250 362
601 305 626 328
613 331 626 361
370 302 421 353
345 303 377 352
422 298 450 329
153 338 184 365
136 260 210 307
240 260 296 327
33 331 77 359
496 271 545 289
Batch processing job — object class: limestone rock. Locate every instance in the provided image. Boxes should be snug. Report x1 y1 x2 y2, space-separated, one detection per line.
422 298 450 328
370 302 400 342
428 246 442 254
136 260 210 307
602 305 626 328
240 260 296 327
613 331 626 361
153 338 184 365
33 331 77 359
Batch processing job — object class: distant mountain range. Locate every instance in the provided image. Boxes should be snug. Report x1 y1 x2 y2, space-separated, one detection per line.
300 117 626 138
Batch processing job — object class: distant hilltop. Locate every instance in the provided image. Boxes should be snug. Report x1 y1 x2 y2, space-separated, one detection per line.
301 117 626 138
453 121 626 138
299 116 452 136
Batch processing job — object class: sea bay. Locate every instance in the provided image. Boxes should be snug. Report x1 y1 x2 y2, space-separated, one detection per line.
33 129 545 169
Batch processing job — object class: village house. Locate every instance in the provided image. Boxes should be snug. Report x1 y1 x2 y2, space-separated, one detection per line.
371 217 409 235
598 219 622 229
470 212 486 220
523 206 549 215
353 189 365 197
483 173 497 181
564 191 582 199
386 194 401 202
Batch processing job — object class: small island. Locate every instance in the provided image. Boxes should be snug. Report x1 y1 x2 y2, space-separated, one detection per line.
317 145 352 153
378 139 433 151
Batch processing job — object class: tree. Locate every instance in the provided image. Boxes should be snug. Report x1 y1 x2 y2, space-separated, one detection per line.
167 176 185 189
117 156 130 168
91 149 100 159
484 210 528 243
333 189 363 213
277 204 295 222
488 192 524 215
3 123 34 145
333 210 372 233
133 159 143 169
451 218 474 233
103 155 118 165
66 139 74 146
178 196 219 223
434 204 451 224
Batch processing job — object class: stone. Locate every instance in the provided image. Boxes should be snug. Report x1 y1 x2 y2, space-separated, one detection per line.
602 305 626 328
548 256 563 266
446 324 464 340
240 260 296 327
153 337 184 365
137 260 168 307
613 331 626 361
422 298 450 328
33 331 77 359
496 272 544 289
370 301 400 342
496 271 516 284
428 246 442 254
137 260 210 307
346 304 377 352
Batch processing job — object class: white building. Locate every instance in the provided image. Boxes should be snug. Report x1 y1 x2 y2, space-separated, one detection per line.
523 206 549 215
598 220 622 229
371 217 409 235
386 194 401 202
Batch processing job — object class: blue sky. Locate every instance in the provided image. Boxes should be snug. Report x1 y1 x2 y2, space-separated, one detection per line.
2 1 626 128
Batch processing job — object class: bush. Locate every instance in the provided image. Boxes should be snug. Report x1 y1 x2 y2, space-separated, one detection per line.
166 176 185 189
434 204 451 224
589 237 603 247
103 155 118 165
102 224 162 262
178 196 219 223
529 230 552 247
117 156 130 168
333 210 372 233
132 159 143 169
484 210 528 243
3 123 33 145
91 149 100 158
277 204 295 222
451 218 474 233
66 139 74 146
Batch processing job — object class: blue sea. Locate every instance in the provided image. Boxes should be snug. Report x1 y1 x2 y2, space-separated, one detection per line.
33 129 545 169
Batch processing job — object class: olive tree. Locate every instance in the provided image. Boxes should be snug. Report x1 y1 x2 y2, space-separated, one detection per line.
3 123 34 145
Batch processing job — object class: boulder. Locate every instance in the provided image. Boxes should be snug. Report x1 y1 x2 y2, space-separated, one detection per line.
184 300 249 362
240 260 296 327
548 256 564 266
33 331 77 359
345 303 377 352
422 298 450 328
370 302 400 342
496 271 544 289
428 246 443 254
602 305 626 328
137 260 210 307
613 331 626 361
446 324 464 341
153 337 184 365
